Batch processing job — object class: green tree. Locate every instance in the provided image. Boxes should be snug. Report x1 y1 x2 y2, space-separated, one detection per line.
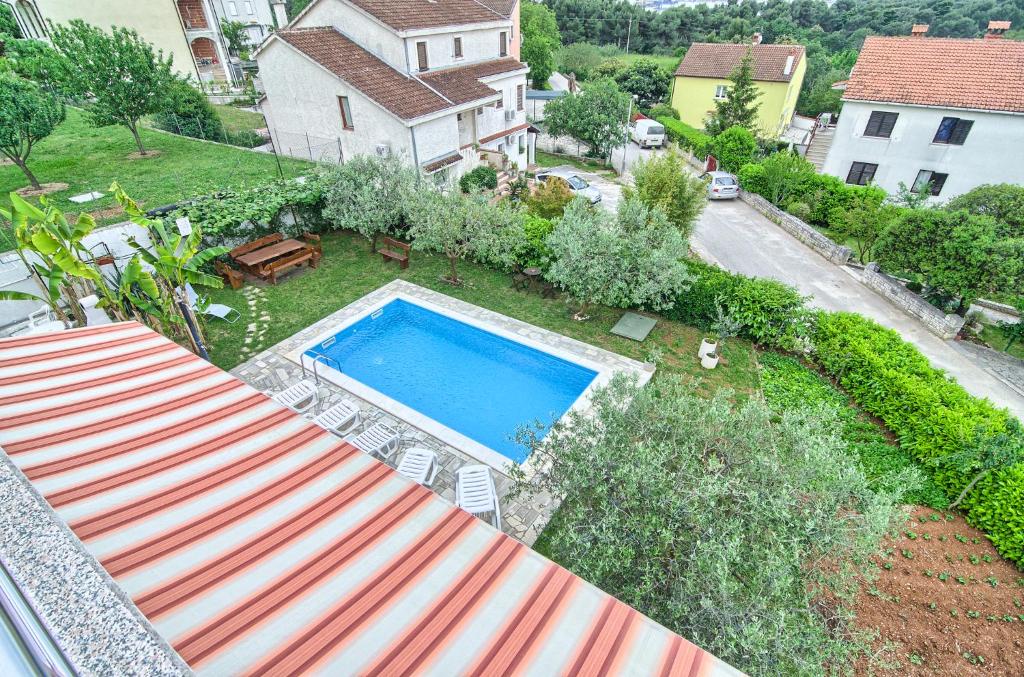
624 150 706 239
545 197 690 318
322 154 418 252
705 49 761 135
738 151 815 206
946 184 1024 238
520 1 560 88
0 3 20 38
1 37 63 87
220 20 252 57
827 197 900 264
543 78 630 161
49 20 175 155
615 57 670 107
0 74 65 189
556 42 603 80
526 176 573 219
875 209 1015 314
153 78 224 141
711 125 757 172
514 375 907 674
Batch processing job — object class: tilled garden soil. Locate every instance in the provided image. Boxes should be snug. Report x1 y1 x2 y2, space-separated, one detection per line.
855 507 1024 675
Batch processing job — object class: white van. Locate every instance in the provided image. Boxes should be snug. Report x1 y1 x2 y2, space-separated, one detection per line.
630 119 666 148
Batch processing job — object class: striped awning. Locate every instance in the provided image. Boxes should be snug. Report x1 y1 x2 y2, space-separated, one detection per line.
0 323 738 676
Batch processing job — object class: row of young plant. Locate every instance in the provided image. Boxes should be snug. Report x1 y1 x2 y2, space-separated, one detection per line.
671 258 1023 565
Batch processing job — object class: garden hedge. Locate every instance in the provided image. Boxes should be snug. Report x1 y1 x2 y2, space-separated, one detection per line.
656 116 711 158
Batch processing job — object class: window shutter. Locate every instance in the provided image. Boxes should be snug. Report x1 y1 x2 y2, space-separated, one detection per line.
864 112 882 137
950 119 973 145
846 162 864 184
865 111 897 138
878 112 897 137
417 42 428 71
517 85 524 111
500 32 508 57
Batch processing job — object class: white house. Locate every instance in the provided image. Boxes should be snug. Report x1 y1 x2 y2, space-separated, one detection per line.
254 0 533 183
822 24 1024 202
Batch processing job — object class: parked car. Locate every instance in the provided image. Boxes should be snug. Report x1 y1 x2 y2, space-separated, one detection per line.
629 119 666 148
535 169 602 204
701 171 740 200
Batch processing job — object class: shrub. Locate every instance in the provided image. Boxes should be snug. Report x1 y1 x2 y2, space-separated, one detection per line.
226 129 265 148
459 165 498 193
945 183 1024 238
710 125 757 173
648 103 678 120
656 116 711 157
153 79 224 141
527 177 573 218
962 463 1024 564
624 150 706 238
785 201 811 221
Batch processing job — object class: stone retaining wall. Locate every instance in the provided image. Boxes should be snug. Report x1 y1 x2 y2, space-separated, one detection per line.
739 191 852 265
862 263 966 339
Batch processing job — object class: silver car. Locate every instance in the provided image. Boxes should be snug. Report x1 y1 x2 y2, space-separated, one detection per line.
535 170 602 204
702 171 740 200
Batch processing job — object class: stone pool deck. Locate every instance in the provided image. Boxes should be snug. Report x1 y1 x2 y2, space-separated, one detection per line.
231 280 654 544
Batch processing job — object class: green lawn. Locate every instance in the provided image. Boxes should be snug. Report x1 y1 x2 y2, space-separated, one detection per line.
213 105 268 135
979 323 1024 361
620 52 681 72
533 151 616 176
1 107 312 235
200 231 761 396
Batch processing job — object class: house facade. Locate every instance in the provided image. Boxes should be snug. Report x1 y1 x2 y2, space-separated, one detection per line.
1 0 276 84
822 28 1024 202
671 39 806 138
255 0 532 183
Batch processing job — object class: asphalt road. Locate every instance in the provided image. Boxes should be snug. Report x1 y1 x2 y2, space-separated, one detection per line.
692 198 1024 419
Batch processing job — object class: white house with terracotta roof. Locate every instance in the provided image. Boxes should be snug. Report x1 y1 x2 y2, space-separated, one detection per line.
254 0 532 182
822 24 1024 202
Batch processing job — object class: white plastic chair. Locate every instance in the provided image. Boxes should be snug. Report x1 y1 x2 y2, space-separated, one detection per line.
312 399 361 436
456 465 502 530
396 448 440 486
15 305 66 336
350 423 400 460
272 379 319 414
185 282 240 323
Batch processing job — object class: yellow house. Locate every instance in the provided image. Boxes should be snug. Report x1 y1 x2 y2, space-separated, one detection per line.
671 41 806 138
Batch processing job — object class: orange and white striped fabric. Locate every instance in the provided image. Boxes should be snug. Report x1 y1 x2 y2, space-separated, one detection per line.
0 323 739 676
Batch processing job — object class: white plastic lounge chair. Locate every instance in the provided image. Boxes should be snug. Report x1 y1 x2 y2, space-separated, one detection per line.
185 283 240 323
396 448 440 486
15 306 66 336
272 379 319 414
312 399 361 436
79 294 113 327
456 465 502 530
350 423 400 460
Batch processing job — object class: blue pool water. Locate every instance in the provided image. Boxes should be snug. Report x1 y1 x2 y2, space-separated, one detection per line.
304 299 597 462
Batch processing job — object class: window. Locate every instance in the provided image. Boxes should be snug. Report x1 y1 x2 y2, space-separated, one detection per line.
244 0 254 13
516 84 524 111
518 134 525 154
846 161 878 186
933 117 973 145
912 170 948 196
476 106 484 116
416 41 428 71
714 85 728 100
863 111 898 138
495 93 503 109
338 96 354 130
228 1 238 15
499 31 508 57
453 36 463 59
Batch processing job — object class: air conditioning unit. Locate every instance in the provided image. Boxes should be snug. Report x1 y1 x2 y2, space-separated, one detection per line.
375 143 391 157
504 110 516 122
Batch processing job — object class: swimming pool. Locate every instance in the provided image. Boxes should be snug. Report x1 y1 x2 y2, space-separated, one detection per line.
303 298 598 463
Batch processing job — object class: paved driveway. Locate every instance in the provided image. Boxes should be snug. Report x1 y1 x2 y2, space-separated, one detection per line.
692 198 1024 419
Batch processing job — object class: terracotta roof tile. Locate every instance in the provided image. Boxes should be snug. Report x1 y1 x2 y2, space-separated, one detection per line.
675 43 805 83
422 150 463 173
347 0 505 31
478 122 529 145
843 36 1024 113
278 28 450 120
420 58 526 105
474 0 517 17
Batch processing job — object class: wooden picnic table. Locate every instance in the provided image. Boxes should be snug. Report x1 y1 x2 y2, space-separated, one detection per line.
233 238 307 275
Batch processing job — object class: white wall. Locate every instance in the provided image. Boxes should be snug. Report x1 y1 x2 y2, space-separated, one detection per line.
404 25 510 72
413 115 460 166
823 100 1024 202
258 39 413 163
296 0 407 71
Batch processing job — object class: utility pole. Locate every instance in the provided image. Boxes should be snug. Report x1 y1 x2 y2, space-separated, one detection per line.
625 17 632 55
620 94 636 175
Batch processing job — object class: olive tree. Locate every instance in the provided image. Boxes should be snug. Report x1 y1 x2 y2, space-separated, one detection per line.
513 375 911 675
322 154 418 252
545 197 690 319
624 150 706 239
49 20 174 155
0 74 65 189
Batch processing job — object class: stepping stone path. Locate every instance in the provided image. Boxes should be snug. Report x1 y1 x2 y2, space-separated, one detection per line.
239 287 269 360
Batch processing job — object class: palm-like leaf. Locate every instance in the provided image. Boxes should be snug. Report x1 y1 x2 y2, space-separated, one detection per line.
0 290 44 302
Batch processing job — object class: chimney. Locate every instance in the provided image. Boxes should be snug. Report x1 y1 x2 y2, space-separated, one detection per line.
751 33 763 46
911 24 929 37
271 0 288 29
985 20 1011 39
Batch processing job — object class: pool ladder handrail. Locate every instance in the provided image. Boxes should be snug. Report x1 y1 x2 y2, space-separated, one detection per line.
301 353 341 386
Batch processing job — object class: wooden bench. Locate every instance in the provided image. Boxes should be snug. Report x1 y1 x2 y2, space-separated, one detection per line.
264 248 316 285
215 260 244 289
229 233 283 261
301 232 323 256
378 237 411 270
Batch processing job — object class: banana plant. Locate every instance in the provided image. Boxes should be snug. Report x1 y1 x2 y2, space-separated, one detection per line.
111 182 229 353
0 192 122 327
